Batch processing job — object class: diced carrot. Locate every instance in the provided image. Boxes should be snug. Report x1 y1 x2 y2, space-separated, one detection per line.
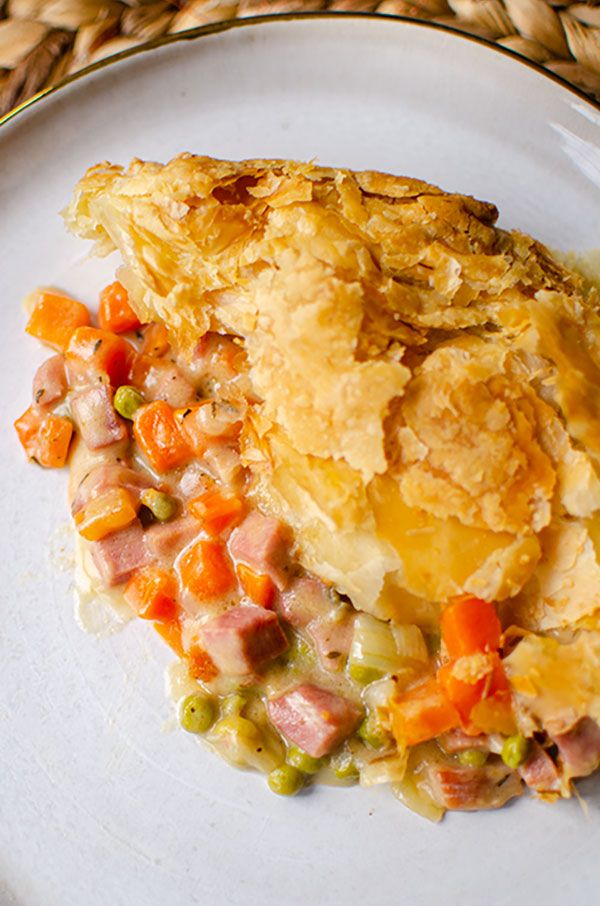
133 400 191 472
187 645 219 681
141 323 170 357
237 563 275 609
438 653 502 718
441 595 502 660
98 281 141 334
391 676 460 747
127 354 152 391
66 326 134 387
174 404 209 455
177 538 236 600
26 290 90 351
74 487 138 541
14 406 42 459
14 406 73 468
437 663 486 724
175 401 241 454
36 414 73 468
124 566 179 622
188 488 244 535
154 619 184 657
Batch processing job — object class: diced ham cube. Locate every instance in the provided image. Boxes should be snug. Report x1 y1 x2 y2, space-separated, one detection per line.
91 519 150 586
32 355 67 407
229 511 290 590
200 604 288 675
132 356 196 408
424 762 522 811
71 463 151 515
552 717 600 778
145 515 200 561
277 576 332 628
71 385 128 450
307 613 354 673
267 683 362 758
519 742 562 793
439 728 490 755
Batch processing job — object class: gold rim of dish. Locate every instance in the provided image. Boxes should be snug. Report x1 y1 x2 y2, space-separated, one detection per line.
1 11 600 130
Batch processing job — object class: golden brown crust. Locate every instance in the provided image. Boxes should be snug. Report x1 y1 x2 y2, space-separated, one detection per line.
63 155 507 481
65 155 600 630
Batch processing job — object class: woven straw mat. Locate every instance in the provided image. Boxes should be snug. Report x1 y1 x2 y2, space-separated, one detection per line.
1 1 600 117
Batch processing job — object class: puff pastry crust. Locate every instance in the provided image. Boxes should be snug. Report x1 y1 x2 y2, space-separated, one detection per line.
65 155 600 634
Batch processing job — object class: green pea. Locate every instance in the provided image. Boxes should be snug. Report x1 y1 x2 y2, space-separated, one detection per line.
330 750 359 781
113 385 145 420
267 764 305 796
349 663 383 685
501 734 530 770
457 749 488 768
286 745 323 775
358 713 389 750
140 488 178 522
179 693 215 734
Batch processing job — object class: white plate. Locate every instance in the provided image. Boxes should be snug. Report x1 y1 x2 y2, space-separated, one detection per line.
1 15 599 906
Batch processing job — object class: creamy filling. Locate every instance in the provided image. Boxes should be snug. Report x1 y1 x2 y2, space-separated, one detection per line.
26 300 599 815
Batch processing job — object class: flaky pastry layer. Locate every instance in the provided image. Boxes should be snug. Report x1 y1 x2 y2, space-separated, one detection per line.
65 156 600 638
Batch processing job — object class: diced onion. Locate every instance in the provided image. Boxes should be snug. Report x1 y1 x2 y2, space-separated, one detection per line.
363 678 397 711
392 775 445 822
195 399 245 436
349 615 430 684
392 624 429 663
348 614 401 682
360 750 408 787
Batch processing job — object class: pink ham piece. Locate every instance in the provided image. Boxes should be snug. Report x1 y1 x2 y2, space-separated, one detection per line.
145 515 200 561
32 354 67 407
307 614 354 673
519 742 561 793
552 717 600 778
200 604 288 675
71 463 151 515
90 519 150 586
71 385 127 449
134 358 196 408
229 511 290 590
267 683 362 758
277 576 332 628
424 762 522 811
439 728 490 754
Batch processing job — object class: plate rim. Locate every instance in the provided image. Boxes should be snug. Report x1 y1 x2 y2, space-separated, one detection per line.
1 10 599 131
1 13 600 901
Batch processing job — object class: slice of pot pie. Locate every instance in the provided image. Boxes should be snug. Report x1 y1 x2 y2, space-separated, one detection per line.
15 155 600 817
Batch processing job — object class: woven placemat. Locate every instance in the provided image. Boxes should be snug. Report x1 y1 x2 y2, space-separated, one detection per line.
1 0 600 116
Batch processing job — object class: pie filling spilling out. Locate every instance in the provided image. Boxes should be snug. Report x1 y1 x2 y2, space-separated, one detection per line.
15 156 600 818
